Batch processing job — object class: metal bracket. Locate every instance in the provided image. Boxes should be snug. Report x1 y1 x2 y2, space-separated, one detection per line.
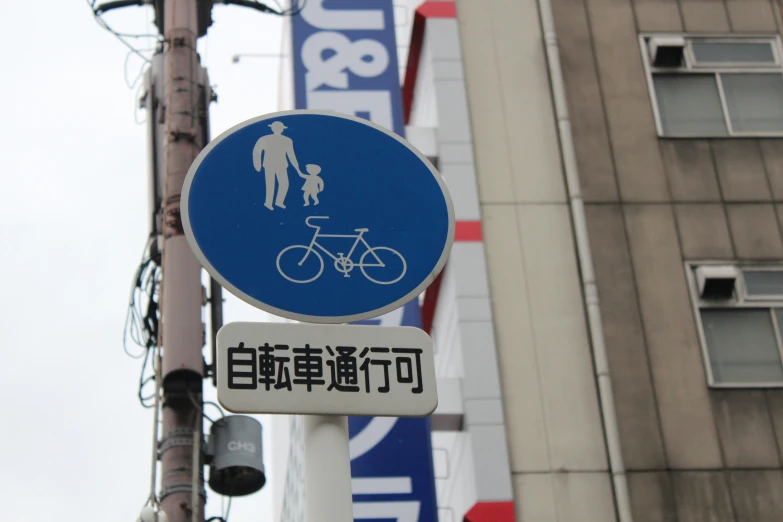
159 483 207 502
169 129 197 142
158 437 194 457
164 428 194 438
158 428 204 458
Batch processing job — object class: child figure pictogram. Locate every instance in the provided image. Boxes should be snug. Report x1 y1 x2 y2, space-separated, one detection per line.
300 163 325 206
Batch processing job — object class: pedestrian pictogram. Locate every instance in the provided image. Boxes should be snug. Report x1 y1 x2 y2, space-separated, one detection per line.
252 120 303 210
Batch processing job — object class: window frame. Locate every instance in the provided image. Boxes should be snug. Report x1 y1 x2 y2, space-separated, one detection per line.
686 261 783 388
640 33 783 138
740 265 783 302
687 38 780 68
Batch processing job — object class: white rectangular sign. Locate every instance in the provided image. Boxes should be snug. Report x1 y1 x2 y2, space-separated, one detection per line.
217 322 437 416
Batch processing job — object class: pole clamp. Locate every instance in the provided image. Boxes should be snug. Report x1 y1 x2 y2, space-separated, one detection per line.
159 483 207 502
158 437 194 457
158 428 203 458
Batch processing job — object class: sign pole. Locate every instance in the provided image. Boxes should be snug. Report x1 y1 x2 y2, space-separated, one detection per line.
304 414 354 522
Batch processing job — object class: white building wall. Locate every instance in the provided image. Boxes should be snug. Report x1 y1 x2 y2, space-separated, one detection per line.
431 266 471 518
271 414 292 522
410 6 516 519
277 16 294 113
409 36 437 130
455 0 615 520
394 0 419 84
279 415 305 522
432 431 474 522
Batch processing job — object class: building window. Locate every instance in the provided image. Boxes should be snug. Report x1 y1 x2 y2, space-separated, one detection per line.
641 35 783 137
688 264 783 387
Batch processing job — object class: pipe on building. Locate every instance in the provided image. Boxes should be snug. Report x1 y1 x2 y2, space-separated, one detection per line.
536 1 634 521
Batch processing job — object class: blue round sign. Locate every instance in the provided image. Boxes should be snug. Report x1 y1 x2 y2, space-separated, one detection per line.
182 110 454 323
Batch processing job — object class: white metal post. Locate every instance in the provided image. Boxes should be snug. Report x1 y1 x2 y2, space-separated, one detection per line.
304 415 354 522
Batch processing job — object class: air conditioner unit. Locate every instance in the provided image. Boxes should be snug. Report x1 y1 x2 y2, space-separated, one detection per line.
648 36 685 67
695 265 738 300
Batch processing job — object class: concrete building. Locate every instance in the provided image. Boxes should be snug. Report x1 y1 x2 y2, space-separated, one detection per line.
274 0 783 521
547 0 783 520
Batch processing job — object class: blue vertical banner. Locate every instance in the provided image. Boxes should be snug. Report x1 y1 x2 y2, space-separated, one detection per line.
291 0 405 136
292 2 439 521
349 302 439 522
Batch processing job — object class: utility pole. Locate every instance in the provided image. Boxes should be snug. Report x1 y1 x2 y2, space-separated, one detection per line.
159 1 206 522
93 2 288 520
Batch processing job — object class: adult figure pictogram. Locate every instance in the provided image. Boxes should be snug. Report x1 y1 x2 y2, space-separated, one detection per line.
252 121 303 210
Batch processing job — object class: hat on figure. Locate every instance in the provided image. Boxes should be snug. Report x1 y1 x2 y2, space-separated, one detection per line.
269 121 287 132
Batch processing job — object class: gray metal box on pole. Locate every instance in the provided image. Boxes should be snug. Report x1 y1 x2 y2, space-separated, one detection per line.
207 415 266 496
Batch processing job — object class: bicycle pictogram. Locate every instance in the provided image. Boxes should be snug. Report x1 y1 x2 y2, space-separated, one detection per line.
276 216 407 285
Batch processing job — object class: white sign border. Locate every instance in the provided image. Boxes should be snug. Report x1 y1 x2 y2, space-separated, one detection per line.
181 109 456 324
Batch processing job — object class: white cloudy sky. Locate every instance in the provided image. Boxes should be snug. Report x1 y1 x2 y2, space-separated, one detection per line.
0 2 286 521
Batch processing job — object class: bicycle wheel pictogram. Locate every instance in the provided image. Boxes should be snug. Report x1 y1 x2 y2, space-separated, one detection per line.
277 245 325 283
360 247 407 285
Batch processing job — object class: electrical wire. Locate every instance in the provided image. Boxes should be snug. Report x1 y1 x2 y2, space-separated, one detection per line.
124 237 156 357
134 75 149 125
285 0 307 16
86 0 161 64
191 396 202 522
220 465 235 522
199 400 227 425
147 309 163 509
90 1 161 41
187 392 232 522
205 469 233 522
125 260 159 354
203 401 226 420
148 231 165 510
138 350 158 408
124 237 162 408
229 0 307 16
125 48 154 90
138 349 160 409
274 0 306 16
268 0 286 12
206 490 232 522
187 391 217 424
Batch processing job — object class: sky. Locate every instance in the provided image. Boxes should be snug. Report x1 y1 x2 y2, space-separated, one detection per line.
0 2 286 521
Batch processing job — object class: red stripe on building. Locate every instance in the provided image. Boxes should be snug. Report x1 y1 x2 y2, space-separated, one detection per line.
464 501 517 522
455 220 483 242
417 1 457 17
422 220 482 333
403 2 478 336
420 271 443 335
402 1 457 124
